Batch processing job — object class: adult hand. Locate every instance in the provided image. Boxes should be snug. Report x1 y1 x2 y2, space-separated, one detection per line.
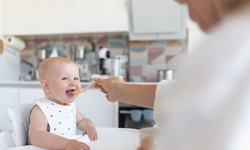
94 77 123 102
65 139 90 150
137 138 152 150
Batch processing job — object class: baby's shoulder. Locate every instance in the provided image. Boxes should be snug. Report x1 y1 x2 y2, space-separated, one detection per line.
30 105 43 115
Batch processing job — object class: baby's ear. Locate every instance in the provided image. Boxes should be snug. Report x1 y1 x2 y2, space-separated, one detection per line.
41 80 50 93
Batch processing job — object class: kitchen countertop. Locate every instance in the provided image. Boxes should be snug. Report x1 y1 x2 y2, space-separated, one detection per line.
0 81 93 88
0 81 157 88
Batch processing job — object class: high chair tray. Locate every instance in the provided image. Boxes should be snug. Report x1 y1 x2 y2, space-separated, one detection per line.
7 127 140 150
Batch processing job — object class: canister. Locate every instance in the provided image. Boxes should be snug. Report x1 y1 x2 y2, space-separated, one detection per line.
157 69 165 81
165 69 173 80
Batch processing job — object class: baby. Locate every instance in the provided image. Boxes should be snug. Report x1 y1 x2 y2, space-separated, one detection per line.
28 57 97 150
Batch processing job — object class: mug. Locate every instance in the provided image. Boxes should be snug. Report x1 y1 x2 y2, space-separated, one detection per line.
143 109 154 123
130 109 142 122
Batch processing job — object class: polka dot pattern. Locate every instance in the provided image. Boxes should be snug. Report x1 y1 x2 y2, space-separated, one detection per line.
36 98 77 138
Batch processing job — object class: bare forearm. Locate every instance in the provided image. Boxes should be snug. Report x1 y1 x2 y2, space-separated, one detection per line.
77 118 94 130
117 83 156 109
94 77 157 109
77 117 98 141
30 131 69 149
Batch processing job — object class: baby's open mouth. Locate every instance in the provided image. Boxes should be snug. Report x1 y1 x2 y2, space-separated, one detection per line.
66 89 76 96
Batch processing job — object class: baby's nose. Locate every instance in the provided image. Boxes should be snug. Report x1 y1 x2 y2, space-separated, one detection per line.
69 80 77 85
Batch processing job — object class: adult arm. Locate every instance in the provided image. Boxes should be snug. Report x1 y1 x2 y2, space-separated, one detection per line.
94 77 156 109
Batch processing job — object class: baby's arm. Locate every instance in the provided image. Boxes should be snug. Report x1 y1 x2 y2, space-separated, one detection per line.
29 106 89 150
76 108 98 141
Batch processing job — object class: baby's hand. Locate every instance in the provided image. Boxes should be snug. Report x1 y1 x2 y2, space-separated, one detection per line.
65 139 89 150
82 124 98 141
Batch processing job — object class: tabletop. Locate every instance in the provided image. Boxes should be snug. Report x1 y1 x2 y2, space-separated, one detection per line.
7 127 140 150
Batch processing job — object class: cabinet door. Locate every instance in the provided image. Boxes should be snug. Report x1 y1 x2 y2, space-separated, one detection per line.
75 89 118 127
2 0 35 35
129 0 187 40
73 0 129 33
0 88 19 132
19 88 44 104
131 0 181 34
35 0 72 34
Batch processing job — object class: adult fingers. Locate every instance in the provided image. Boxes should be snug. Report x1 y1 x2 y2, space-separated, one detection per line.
94 77 103 85
141 138 152 150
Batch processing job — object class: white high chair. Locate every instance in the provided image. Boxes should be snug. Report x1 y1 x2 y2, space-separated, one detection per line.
0 130 15 149
0 103 36 149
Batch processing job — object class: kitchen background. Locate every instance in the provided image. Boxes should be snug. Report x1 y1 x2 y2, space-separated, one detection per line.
0 0 194 82
0 0 209 131
18 35 187 82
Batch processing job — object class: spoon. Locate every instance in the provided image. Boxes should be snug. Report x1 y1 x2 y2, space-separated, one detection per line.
72 82 95 94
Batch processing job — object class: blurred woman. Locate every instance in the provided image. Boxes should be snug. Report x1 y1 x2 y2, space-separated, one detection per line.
95 0 250 149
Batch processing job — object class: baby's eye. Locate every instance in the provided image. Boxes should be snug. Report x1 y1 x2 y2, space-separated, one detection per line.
74 77 79 81
62 77 68 80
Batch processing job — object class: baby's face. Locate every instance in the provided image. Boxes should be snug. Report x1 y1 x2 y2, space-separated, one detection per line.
45 62 81 105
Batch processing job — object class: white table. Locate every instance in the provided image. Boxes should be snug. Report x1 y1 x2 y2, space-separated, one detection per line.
7 128 140 150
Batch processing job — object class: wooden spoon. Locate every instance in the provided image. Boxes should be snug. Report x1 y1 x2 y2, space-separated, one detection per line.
72 82 95 94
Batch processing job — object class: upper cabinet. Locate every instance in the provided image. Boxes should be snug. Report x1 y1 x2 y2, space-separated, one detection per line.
2 0 129 36
2 0 186 39
72 0 129 33
2 0 35 35
129 0 187 41
35 0 72 34
2 0 71 35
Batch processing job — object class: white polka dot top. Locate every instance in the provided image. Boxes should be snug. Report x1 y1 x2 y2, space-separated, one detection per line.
35 97 77 138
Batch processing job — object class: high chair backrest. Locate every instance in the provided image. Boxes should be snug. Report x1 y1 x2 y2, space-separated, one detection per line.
5 103 36 147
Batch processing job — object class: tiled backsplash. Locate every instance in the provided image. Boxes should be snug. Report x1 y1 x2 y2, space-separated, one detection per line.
129 40 187 82
19 34 187 82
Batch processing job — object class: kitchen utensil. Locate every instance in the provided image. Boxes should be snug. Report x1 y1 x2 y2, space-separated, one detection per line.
98 47 110 75
38 48 47 60
49 47 58 57
113 55 128 79
72 82 95 94
157 69 174 81
0 39 3 54
75 46 85 60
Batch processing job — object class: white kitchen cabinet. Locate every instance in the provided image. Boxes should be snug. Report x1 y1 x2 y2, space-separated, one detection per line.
2 0 35 35
0 88 19 132
19 88 44 104
75 89 118 127
72 0 129 33
129 0 187 40
35 0 72 34
2 0 129 36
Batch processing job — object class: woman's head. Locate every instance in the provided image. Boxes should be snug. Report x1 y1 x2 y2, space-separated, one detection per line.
38 57 81 105
177 0 250 31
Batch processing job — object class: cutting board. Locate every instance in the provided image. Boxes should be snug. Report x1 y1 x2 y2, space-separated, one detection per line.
0 39 3 54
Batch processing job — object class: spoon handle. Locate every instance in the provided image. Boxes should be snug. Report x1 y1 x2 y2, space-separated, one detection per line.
73 82 95 94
